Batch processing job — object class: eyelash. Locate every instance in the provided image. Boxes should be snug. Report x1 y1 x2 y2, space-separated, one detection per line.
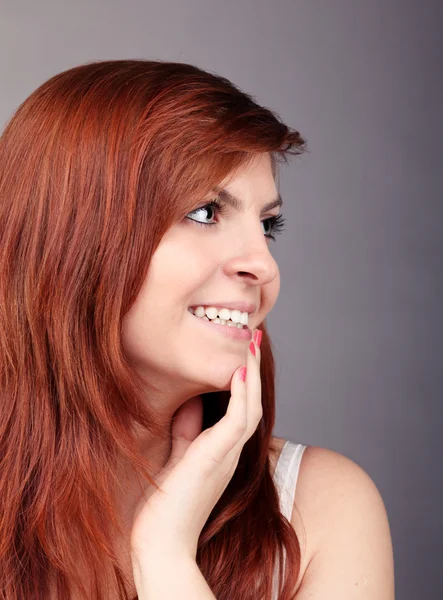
186 198 286 241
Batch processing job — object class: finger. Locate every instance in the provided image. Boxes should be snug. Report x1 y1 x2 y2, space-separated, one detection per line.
186 330 262 468
221 330 262 464
243 330 262 438
210 329 263 460
197 362 248 466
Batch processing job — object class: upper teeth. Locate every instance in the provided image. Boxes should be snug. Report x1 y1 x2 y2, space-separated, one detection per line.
188 306 249 325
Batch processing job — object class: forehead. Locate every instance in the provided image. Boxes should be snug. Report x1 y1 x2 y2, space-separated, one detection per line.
225 153 274 187
211 154 281 214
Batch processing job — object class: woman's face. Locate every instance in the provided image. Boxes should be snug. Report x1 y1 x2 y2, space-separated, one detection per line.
122 153 281 400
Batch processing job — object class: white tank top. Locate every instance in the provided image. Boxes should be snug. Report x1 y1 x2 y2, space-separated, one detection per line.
271 441 307 599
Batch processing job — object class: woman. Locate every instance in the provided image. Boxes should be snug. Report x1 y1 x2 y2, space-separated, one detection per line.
0 60 394 599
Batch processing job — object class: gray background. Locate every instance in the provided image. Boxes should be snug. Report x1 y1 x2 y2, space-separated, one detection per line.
1 1 442 597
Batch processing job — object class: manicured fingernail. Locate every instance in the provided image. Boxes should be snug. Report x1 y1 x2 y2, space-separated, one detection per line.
249 341 256 356
254 330 262 348
239 366 247 381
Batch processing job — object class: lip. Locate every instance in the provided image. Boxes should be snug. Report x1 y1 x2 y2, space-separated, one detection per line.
188 301 257 315
189 311 253 341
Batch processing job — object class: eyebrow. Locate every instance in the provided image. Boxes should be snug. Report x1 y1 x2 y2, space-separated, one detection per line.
211 187 283 215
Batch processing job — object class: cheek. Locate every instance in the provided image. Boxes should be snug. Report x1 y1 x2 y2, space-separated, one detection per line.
121 310 184 377
150 235 212 292
120 254 211 368
121 307 159 367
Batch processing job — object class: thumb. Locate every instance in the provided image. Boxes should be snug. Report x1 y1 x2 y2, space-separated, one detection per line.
168 395 204 467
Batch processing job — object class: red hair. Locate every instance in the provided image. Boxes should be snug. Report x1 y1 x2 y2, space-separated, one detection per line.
0 59 307 599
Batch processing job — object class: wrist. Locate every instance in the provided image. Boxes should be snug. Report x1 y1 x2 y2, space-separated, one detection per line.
132 553 215 600
131 542 195 569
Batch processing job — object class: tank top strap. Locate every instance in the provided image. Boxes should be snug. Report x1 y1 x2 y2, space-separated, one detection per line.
271 440 307 599
273 440 307 522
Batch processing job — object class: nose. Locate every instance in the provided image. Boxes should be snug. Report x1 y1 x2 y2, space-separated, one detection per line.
222 231 280 287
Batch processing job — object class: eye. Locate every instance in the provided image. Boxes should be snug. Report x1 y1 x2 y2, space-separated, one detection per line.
187 200 226 224
186 198 286 241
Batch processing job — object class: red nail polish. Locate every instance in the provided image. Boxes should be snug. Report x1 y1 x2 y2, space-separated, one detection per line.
249 341 256 356
239 366 247 381
254 330 262 348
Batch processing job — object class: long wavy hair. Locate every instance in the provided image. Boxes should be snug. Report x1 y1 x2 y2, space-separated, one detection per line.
0 59 307 600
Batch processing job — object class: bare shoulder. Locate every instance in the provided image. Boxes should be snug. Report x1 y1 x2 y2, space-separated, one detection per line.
279 442 395 598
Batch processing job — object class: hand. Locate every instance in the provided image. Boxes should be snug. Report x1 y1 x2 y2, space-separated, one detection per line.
129 329 262 565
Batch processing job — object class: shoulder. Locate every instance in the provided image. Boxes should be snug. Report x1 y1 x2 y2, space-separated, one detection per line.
275 440 395 598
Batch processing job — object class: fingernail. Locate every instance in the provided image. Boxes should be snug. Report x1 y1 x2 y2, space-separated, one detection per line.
249 341 256 356
239 366 247 381
254 329 262 348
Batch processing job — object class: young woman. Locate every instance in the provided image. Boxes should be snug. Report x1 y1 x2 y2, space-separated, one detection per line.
0 59 394 599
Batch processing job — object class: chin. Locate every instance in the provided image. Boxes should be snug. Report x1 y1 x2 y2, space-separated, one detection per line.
190 363 242 394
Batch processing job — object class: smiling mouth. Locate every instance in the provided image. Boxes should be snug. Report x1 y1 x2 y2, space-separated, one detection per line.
188 308 250 330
